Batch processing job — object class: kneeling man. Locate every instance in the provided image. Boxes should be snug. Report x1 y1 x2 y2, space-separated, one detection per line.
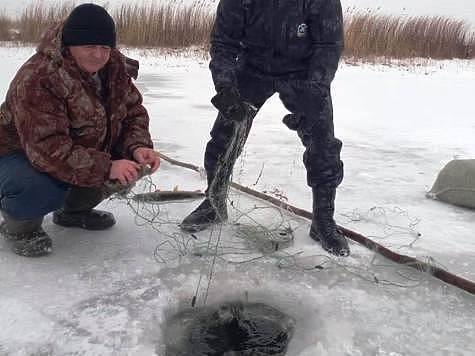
0 4 159 257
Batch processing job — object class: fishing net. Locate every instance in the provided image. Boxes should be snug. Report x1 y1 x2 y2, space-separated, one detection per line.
427 159 475 209
208 105 257 221
164 301 295 356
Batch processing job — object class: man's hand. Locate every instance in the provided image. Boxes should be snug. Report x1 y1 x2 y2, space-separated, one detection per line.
132 147 160 173
109 159 141 185
211 87 247 122
282 113 302 131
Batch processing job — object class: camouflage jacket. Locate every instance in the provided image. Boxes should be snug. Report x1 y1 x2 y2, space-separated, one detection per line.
0 23 153 187
210 0 344 90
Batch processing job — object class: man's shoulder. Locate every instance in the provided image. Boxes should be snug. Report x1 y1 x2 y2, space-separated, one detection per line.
15 52 59 84
7 52 73 101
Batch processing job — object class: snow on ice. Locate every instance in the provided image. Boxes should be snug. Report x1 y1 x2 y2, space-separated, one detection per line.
0 46 474 355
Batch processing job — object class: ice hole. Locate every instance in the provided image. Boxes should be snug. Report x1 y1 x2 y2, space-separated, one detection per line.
164 301 295 355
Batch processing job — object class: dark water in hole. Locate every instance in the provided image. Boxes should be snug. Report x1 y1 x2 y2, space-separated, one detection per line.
164 301 295 356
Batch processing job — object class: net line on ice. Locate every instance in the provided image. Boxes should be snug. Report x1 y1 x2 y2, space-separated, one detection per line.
104 133 475 297
339 206 423 248
197 113 258 305
106 161 457 304
120 185 437 295
120 150 475 296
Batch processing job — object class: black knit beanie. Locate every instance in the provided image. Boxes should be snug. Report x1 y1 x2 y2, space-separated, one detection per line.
62 4 116 47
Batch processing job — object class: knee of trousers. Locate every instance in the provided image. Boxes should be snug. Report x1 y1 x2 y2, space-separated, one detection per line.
306 161 344 188
303 139 344 188
1 172 70 220
303 137 342 161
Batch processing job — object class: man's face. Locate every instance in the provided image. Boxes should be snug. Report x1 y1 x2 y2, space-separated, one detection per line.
69 45 111 74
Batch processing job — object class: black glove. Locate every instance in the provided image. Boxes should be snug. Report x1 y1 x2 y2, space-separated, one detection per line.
282 113 302 131
211 87 247 122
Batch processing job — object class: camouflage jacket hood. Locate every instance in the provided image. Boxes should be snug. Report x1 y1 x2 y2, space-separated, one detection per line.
0 23 153 187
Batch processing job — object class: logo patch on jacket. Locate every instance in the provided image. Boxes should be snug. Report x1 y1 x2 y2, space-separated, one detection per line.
297 23 308 38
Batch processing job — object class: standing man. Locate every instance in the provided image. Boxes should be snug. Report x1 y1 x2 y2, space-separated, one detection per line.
181 0 349 256
0 4 159 257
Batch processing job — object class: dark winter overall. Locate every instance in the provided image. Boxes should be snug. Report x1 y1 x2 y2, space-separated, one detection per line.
182 0 350 256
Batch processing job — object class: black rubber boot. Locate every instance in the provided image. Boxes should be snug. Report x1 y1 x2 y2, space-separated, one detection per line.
309 187 350 257
53 209 115 230
53 187 115 230
0 212 52 257
181 108 256 234
180 197 227 232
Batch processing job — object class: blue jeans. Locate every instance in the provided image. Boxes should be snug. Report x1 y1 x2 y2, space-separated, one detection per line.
0 152 70 220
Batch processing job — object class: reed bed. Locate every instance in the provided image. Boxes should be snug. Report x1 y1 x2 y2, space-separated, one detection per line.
114 1 214 48
0 11 11 40
344 11 474 60
16 2 74 43
0 2 473 61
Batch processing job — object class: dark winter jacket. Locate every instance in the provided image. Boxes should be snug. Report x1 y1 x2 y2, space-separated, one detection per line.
0 23 153 188
210 0 344 90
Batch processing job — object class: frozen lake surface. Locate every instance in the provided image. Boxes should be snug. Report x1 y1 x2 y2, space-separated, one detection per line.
0 46 474 355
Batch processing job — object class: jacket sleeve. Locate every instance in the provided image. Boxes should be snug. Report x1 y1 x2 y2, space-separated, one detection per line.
307 0 344 86
10 76 111 188
209 0 245 91
115 79 154 159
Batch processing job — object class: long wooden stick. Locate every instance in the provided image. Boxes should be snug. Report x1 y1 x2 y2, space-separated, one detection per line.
157 152 475 295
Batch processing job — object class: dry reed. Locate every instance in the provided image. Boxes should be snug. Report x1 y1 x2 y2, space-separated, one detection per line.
344 11 474 60
114 1 214 48
1 2 474 61
0 11 11 40
16 2 74 42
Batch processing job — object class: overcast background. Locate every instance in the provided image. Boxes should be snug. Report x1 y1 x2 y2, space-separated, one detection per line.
1 0 475 27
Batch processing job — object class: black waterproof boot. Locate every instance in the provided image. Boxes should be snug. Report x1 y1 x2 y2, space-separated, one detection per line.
0 212 52 257
309 187 350 257
53 209 115 230
181 107 256 233
180 197 228 232
53 187 115 230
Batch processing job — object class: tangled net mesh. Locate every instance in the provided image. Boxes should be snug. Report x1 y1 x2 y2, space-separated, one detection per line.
106 130 449 307
110 170 442 298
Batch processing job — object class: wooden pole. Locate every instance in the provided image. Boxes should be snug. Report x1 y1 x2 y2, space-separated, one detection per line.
157 152 475 295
